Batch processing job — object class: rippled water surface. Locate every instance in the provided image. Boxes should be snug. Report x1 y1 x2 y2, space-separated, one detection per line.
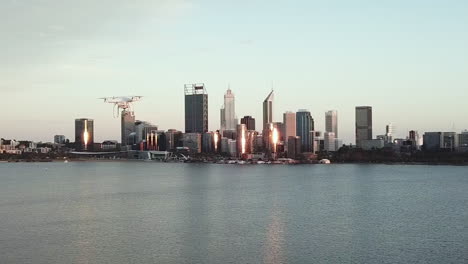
0 162 467 263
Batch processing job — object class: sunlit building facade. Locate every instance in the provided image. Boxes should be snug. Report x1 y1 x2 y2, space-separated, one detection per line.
75 118 94 151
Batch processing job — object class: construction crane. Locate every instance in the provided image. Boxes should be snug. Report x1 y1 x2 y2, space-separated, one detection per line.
100 96 143 117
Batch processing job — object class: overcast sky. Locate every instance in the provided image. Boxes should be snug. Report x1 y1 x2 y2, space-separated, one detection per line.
1 0 467 144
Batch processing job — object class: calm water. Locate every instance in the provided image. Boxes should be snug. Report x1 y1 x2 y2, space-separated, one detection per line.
0 162 467 264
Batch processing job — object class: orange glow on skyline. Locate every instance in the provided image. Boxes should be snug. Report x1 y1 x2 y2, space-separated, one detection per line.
83 122 89 150
272 127 279 153
214 132 219 151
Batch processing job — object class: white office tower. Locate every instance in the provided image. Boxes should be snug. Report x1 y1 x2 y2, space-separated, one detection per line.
220 88 236 132
385 123 394 144
324 132 336 152
325 110 338 138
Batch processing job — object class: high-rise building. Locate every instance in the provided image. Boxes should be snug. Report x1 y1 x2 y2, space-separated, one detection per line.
324 132 336 152
54 135 66 144
287 136 301 159
75 118 94 151
355 106 373 147
263 90 274 130
423 132 442 151
241 116 256 131
237 124 247 156
296 110 314 152
458 131 468 152
385 123 394 144
185 83 208 133
121 110 135 146
202 132 214 153
441 132 458 151
325 110 338 138
220 88 236 131
283 112 296 150
220 107 226 132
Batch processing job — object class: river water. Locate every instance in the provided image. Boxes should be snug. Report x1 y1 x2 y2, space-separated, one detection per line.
0 162 467 263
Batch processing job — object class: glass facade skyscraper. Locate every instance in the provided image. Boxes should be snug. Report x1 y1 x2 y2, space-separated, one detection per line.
241 116 256 131
296 110 314 152
325 110 338 138
355 106 372 147
185 84 208 133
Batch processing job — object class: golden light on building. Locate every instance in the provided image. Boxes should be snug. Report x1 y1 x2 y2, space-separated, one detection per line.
83 122 89 150
214 132 219 152
241 129 246 154
272 127 279 153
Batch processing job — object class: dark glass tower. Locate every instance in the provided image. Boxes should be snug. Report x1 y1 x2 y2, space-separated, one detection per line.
185 84 208 133
241 116 256 131
296 110 314 152
355 106 372 147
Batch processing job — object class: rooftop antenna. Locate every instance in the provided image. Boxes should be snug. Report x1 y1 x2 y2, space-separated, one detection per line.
99 96 143 117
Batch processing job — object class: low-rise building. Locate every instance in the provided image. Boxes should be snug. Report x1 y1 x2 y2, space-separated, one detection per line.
360 139 385 150
183 133 202 153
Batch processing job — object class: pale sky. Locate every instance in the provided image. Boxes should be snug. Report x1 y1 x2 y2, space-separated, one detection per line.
1 0 467 144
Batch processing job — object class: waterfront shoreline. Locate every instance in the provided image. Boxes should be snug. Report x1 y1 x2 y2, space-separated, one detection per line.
1 159 468 166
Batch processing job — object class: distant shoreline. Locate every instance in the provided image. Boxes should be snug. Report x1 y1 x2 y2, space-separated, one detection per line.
1 159 468 166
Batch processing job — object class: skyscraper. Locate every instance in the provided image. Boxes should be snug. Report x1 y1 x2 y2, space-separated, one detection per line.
355 106 372 147
324 132 336 152
221 88 236 131
325 110 338 138
283 111 296 150
121 110 135 146
241 116 256 131
385 123 394 144
75 118 94 151
185 83 208 133
296 110 314 152
237 124 247 156
220 107 226 132
263 90 274 130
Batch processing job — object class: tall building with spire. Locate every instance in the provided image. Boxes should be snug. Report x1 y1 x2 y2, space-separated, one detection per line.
263 90 274 130
220 88 237 131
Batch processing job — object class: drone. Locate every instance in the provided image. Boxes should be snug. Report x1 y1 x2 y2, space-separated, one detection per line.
100 96 143 117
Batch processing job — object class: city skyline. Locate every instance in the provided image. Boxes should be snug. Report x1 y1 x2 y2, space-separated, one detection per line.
1 1 468 143
1 86 468 145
